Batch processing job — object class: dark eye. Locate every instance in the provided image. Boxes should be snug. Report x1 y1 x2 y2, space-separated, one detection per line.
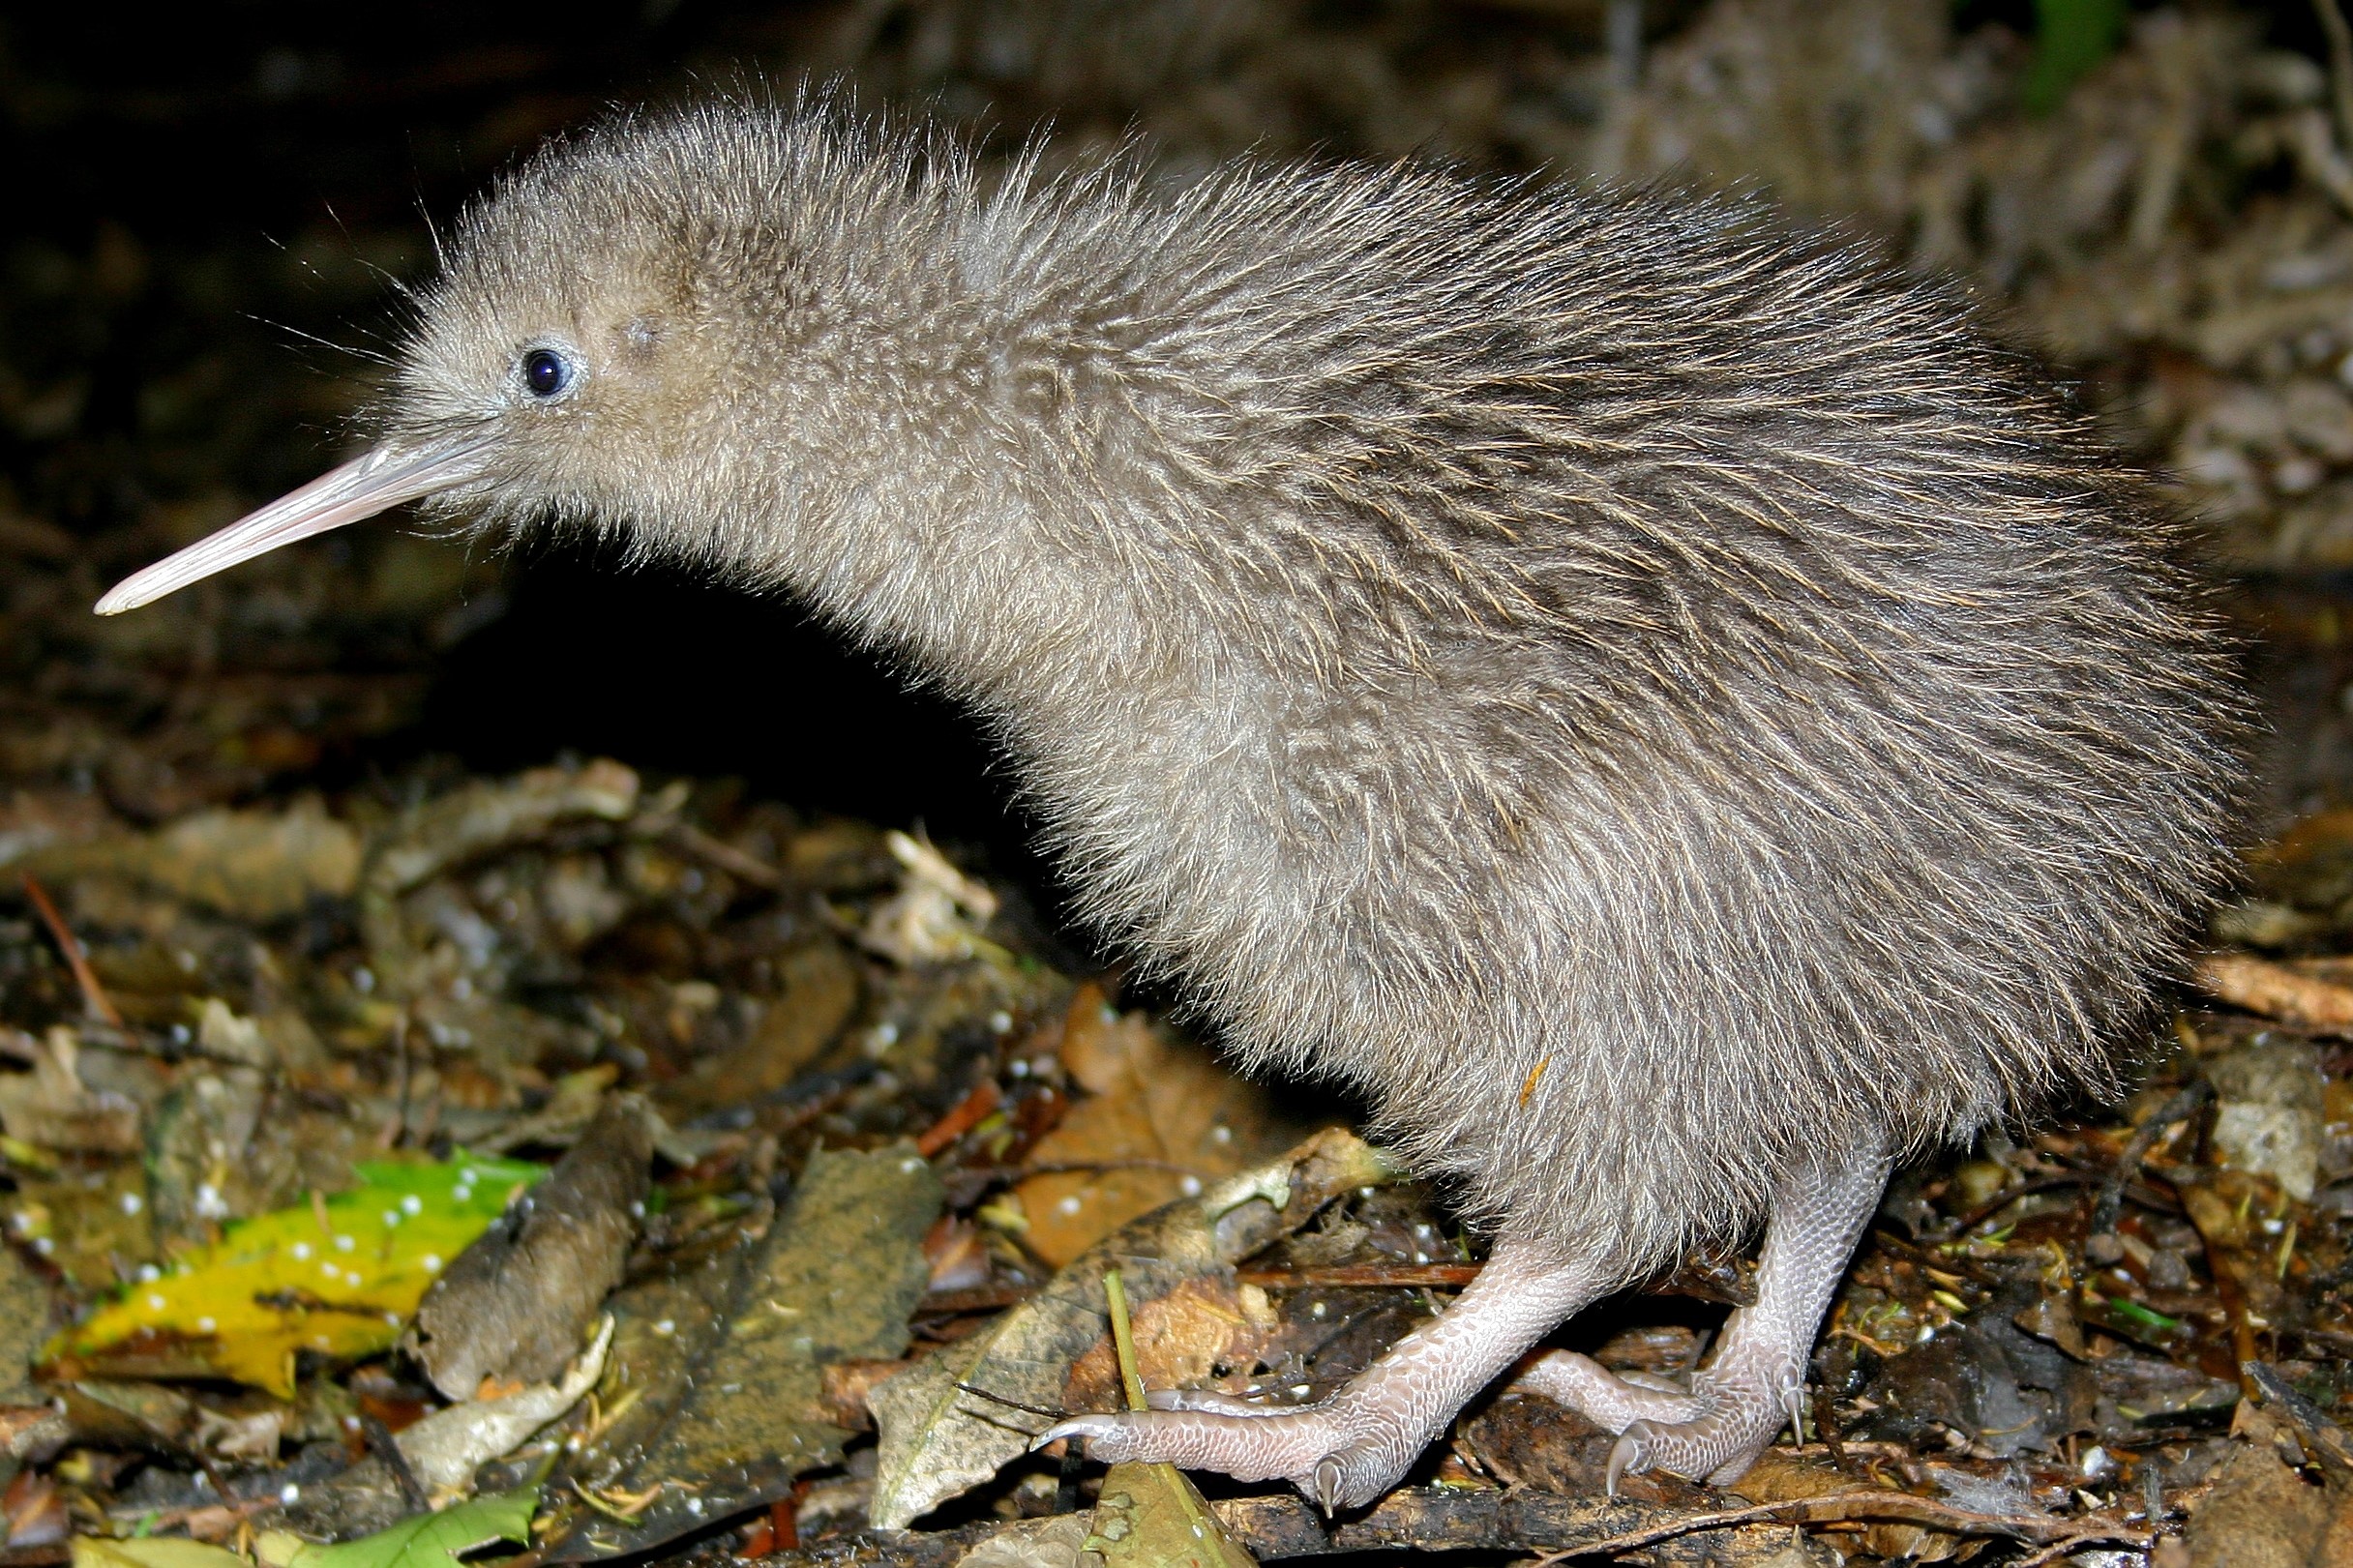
522 348 570 398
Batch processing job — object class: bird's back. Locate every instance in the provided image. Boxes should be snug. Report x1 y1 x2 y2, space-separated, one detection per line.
940 148 2247 1265
416 107 2249 1272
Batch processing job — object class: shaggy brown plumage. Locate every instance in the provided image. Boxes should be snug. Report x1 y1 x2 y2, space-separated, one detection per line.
99 99 2249 1506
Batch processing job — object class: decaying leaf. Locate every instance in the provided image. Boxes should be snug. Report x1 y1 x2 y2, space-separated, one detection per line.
1086 1466 1256 1568
360 759 641 995
1061 1277 1278 1417
48 1153 546 1397
409 1096 651 1398
868 1128 1396 1529
859 830 1000 964
399 1316 612 1495
2180 1386 2353 1566
0 1028 140 1154
553 1142 941 1560
949 1513 1097 1568
261 1486 537 1568
26 799 361 924
1012 990 1307 1268
657 941 861 1115
74 1536 251 1568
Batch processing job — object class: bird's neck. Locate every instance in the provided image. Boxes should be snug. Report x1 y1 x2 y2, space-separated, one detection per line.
661 177 1221 725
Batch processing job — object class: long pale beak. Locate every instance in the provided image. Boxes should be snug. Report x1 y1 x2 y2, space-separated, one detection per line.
94 436 491 615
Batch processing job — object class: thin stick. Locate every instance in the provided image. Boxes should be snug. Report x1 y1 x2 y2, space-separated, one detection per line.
1237 1263 1479 1289
1529 1492 2147 1563
2089 1080 2207 1236
20 873 123 1028
1104 1267 1147 1413
2317 0 2353 160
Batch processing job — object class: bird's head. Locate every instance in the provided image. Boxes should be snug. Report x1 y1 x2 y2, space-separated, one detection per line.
98 101 932 616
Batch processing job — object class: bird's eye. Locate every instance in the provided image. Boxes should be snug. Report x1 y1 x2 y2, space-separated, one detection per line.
521 348 570 399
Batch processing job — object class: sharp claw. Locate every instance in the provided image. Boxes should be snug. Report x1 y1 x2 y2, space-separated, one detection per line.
1032 1416 1111 1453
1311 1458 1344 1517
1605 1431 1646 1498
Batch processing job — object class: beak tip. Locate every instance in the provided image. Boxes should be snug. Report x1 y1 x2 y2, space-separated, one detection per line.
78 436 487 622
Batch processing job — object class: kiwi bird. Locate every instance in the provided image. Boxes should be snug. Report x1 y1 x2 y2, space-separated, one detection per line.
98 101 2245 1511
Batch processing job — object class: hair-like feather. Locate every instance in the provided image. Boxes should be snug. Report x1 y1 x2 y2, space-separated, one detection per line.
392 97 2248 1282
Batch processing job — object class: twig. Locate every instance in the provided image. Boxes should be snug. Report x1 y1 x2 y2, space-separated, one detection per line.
662 822 786 891
2010 1531 2157 1568
952 1381 1060 1425
1237 1263 1479 1289
1527 1491 2147 1563
2090 1081 2208 1236
2317 0 2353 161
19 873 123 1028
360 1411 432 1514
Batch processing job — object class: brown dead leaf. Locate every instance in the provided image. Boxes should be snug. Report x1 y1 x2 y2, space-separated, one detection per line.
1014 988 1300 1267
660 940 860 1114
868 1127 1397 1529
817 1359 906 1431
1063 1277 1278 1415
2199 952 2353 1035
0 1027 139 1154
408 1094 652 1398
2182 1406 2352 1565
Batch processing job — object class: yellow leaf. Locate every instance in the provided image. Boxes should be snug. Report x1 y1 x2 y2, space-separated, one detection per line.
47 1153 544 1397
74 1539 250 1568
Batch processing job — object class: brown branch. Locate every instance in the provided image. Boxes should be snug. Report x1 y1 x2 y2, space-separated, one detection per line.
2317 0 2353 162
663 822 787 891
1529 1491 2147 1563
1237 1263 1480 1289
2198 951 2353 1035
19 873 122 1028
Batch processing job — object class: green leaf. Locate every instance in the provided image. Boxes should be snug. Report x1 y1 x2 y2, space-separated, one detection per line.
2022 0 2127 115
288 1488 538 1568
48 1153 545 1396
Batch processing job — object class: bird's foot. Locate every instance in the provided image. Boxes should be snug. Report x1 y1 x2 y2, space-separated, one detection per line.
1605 1368 1802 1491
1038 1391 1403 1512
1512 1137 1892 1493
1512 1349 1794 1489
1038 1235 1606 1513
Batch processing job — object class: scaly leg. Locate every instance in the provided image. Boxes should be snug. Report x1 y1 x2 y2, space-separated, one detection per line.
1037 1236 1605 1512
1515 1139 1891 1490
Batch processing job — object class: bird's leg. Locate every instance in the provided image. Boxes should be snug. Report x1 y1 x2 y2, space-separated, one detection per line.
1036 1235 1605 1512
1513 1139 1891 1490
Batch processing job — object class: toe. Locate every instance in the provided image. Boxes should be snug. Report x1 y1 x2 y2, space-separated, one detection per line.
1513 1350 1707 1429
1035 1406 1349 1485
1588 1372 1788 1486
1145 1387 1287 1417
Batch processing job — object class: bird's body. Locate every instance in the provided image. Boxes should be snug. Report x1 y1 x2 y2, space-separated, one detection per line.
101 102 2247 1508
